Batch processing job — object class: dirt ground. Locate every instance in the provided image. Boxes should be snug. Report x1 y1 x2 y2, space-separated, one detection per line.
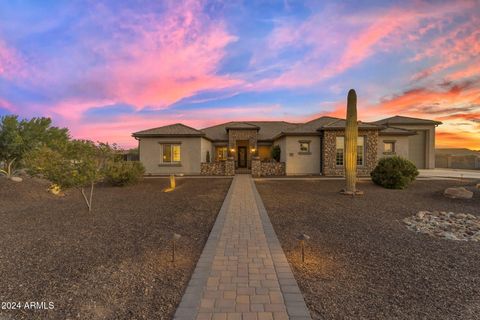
256 178 480 320
0 177 231 320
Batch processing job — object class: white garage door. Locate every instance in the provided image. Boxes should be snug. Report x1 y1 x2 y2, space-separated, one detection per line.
408 131 426 169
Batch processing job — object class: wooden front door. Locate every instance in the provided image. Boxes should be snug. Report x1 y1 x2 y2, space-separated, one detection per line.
238 147 247 168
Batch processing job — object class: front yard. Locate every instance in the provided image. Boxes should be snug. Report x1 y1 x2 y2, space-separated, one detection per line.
0 177 231 320
256 178 480 320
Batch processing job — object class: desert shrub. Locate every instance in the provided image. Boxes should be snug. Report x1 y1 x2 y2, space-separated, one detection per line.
104 161 145 186
371 156 419 189
0 115 69 177
271 145 281 162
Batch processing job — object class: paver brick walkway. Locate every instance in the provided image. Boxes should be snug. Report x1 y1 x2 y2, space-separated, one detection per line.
174 175 311 320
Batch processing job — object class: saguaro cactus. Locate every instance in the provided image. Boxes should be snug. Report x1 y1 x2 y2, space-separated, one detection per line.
344 89 358 194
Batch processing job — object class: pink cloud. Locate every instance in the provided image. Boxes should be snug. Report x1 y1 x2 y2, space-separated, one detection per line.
19 0 242 120
411 15 480 82
0 98 16 112
256 1 477 89
0 40 26 79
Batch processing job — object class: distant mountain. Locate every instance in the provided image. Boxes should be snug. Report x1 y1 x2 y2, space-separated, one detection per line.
436 148 480 156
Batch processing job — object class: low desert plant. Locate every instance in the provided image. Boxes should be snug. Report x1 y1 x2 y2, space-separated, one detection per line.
0 159 18 178
104 161 145 186
271 145 281 162
371 156 419 189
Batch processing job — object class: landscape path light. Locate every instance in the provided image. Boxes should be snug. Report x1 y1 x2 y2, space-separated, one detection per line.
172 233 181 262
296 233 310 263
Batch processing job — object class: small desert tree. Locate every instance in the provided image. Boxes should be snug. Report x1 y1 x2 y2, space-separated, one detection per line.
27 140 115 212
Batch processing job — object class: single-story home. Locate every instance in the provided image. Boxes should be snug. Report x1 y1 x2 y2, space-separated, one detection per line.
132 115 441 176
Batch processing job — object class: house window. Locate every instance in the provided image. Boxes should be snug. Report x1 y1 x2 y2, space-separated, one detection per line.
357 136 365 166
384 141 395 154
336 136 344 166
336 136 365 166
216 146 228 160
162 144 181 163
299 141 310 153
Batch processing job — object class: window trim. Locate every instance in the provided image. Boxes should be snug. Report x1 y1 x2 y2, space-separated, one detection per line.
335 136 344 167
160 143 181 164
298 140 311 155
335 136 365 167
357 136 365 167
215 146 228 161
383 140 396 155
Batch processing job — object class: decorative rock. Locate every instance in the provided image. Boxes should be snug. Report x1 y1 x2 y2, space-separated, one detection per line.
404 210 480 241
296 233 311 241
444 187 473 199
416 211 426 219
10 176 23 182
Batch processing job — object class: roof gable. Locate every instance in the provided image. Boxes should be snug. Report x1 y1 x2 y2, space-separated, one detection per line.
132 123 205 137
379 126 416 136
374 115 442 125
201 121 298 141
283 116 340 134
320 119 381 130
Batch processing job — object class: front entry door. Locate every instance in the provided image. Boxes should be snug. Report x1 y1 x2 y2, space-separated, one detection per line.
238 147 247 168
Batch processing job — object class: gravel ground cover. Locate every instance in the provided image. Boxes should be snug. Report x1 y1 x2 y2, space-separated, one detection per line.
256 178 480 320
0 177 231 320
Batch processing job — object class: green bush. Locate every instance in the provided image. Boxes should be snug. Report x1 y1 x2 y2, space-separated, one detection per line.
104 161 145 186
271 145 281 162
371 156 419 189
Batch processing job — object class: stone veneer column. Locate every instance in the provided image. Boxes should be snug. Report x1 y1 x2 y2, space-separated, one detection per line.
323 129 378 176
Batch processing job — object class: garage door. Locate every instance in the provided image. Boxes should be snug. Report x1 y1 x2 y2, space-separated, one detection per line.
408 130 426 169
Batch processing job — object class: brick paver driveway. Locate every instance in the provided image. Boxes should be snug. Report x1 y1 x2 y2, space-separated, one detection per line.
174 174 311 320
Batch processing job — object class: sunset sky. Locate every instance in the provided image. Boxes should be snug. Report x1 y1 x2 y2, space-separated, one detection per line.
0 0 479 149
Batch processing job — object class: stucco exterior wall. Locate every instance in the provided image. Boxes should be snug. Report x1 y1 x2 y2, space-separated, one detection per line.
385 124 436 169
283 136 321 175
139 137 202 175
323 130 378 176
200 138 213 162
377 135 410 160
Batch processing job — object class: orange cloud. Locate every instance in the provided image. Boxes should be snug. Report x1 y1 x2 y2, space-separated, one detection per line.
436 131 479 149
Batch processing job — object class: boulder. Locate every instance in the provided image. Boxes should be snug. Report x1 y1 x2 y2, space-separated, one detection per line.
444 187 473 199
10 176 23 182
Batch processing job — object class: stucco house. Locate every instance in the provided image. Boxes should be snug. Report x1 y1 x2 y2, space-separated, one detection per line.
132 115 441 176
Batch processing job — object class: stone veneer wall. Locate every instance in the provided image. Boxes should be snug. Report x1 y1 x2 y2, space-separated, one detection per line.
201 158 235 176
228 129 258 150
323 129 378 176
251 158 286 177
